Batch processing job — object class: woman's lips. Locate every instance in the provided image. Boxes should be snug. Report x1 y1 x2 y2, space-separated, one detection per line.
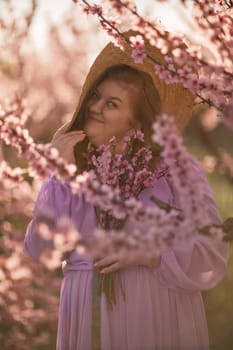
88 113 104 123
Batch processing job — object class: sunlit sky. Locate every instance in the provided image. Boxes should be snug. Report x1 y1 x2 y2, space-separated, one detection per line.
32 0 194 56
1 0 194 63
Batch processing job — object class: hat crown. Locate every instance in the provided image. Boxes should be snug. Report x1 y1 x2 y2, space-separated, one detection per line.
69 29 196 133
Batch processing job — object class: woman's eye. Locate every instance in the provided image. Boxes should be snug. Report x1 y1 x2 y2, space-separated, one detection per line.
91 91 98 98
107 101 117 108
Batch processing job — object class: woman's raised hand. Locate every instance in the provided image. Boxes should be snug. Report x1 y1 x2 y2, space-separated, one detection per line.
51 121 86 164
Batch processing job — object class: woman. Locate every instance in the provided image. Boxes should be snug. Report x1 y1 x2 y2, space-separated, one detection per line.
24 30 229 350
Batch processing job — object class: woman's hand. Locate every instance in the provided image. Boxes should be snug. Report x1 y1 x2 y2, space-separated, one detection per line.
94 251 161 274
51 121 86 164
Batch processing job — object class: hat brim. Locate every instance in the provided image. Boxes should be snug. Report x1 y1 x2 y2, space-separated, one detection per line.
68 29 196 134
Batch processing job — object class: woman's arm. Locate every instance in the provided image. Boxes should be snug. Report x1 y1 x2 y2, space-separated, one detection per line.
24 178 55 258
157 155 229 292
24 176 74 258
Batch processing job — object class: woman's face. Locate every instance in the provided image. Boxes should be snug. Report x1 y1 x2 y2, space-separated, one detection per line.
84 79 141 153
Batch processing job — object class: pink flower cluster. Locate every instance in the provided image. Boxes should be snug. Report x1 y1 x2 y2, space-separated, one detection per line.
79 0 125 50
82 3 103 16
0 219 59 349
0 161 25 188
34 179 225 266
152 114 221 228
89 132 157 198
4 107 208 279
74 0 233 129
29 113 228 266
129 34 147 64
0 98 77 181
34 209 81 269
41 121 223 260
70 132 169 226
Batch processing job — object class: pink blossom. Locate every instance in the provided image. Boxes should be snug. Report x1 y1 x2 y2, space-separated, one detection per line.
129 34 145 47
131 47 147 64
130 35 147 64
82 4 103 16
74 0 233 129
134 129 144 142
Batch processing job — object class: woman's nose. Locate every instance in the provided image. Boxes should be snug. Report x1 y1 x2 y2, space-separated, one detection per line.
89 99 103 114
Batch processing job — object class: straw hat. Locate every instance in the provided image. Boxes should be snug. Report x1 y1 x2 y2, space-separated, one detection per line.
67 29 196 134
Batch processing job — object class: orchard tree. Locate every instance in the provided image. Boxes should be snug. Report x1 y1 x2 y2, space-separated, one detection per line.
0 0 233 349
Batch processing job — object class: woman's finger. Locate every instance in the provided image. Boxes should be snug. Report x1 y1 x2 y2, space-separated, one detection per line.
54 132 86 143
53 118 84 137
61 129 85 134
53 121 72 138
63 133 86 146
60 131 86 140
52 130 85 143
52 133 86 149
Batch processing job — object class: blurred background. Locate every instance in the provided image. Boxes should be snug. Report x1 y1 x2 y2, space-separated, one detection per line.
0 0 232 349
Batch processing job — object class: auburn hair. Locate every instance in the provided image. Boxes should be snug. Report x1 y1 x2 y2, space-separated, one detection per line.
68 64 162 174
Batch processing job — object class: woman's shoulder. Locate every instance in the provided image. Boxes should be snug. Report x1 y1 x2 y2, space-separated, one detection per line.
148 154 206 206
34 174 82 216
38 174 73 195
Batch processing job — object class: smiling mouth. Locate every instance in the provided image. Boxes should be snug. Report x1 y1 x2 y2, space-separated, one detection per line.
88 114 104 123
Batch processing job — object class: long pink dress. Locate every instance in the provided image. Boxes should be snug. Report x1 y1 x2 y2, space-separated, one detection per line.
24 155 229 350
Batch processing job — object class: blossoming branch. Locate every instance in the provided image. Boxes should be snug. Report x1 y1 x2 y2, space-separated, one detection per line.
0 98 77 182
74 0 233 129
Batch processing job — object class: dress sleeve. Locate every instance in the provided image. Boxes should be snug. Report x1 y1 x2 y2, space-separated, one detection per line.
157 155 229 292
24 176 72 258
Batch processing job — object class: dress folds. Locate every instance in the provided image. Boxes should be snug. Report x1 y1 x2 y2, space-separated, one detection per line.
24 155 229 350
